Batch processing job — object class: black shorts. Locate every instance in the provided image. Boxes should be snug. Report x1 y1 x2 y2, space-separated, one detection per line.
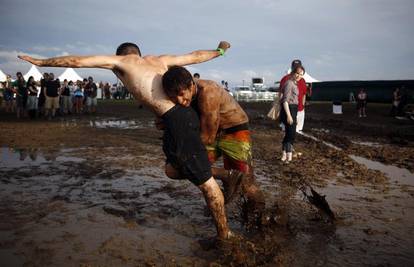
162 105 212 186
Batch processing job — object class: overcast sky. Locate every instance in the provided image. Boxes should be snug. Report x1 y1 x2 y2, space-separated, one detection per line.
1 0 413 86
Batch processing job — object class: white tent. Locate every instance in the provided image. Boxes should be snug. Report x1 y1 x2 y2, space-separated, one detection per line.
287 68 320 83
58 68 83 82
0 69 7 82
24 65 43 81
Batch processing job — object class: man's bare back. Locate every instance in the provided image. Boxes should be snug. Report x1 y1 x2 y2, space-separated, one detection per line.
18 41 230 116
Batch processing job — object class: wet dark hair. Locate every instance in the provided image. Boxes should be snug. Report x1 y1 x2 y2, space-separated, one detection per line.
116 42 141 56
292 65 305 75
26 76 34 86
162 66 194 98
193 73 200 78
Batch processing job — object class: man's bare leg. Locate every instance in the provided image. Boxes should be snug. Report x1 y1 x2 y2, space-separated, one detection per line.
165 164 231 239
198 177 231 239
212 167 265 208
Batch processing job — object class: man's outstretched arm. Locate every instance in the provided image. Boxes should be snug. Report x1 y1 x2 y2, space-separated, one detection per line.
18 55 120 70
159 41 230 67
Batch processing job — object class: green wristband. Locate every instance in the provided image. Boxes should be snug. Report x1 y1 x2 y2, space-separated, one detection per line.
216 48 225 56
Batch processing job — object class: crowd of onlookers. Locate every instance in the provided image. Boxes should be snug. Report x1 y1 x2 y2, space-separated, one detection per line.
0 72 132 119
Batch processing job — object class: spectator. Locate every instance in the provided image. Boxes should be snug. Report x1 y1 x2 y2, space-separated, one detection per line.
193 72 200 81
60 79 72 115
26 76 38 119
73 80 84 114
3 75 15 113
68 80 76 112
279 60 307 133
13 72 27 119
85 76 98 113
397 86 409 116
44 73 60 119
357 88 367 117
280 65 304 162
390 87 400 117
38 73 49 117
104 82 111 99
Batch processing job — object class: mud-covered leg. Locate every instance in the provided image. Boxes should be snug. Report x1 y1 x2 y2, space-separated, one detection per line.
198 177 231 239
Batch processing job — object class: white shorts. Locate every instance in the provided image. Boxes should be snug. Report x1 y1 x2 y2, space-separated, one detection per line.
296 110 305 132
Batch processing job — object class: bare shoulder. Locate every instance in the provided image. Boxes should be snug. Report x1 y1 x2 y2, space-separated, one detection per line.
197 79 221 93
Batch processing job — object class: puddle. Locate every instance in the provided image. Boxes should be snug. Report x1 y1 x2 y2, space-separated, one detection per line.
1 145 413 266
89 119 154 129
350 155 414 186
0 147 85 169
0 147 49 168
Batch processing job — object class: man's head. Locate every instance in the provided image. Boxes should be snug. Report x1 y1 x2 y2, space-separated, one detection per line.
49 73 54 80
162 66 196 107
193 73 200 80
116 42 141 56
16 72 23 80
88 76 93 83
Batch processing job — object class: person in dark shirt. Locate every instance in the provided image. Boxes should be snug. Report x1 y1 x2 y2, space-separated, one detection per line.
13 72 27 119
26 76 38 119
44 73 60 119
85 76 98 113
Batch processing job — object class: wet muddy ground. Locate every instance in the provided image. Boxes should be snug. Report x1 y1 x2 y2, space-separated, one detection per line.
1 100 413 266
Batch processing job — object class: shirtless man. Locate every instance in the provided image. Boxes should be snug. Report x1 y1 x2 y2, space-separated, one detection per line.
18 41 233 239
161 66 265 215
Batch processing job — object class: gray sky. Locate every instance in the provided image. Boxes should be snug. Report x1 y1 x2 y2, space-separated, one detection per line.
1 0 413 86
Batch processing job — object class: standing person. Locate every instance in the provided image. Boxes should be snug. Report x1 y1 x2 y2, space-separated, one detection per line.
26 76 38 119
397 86 409 116
73 80 84 114
279 60 307 133
280 65 304 162
68 80 76 113
38 73 49 117
162 66 265 216
19 40 235 240
390 87 400 117
44 73 60 119
85 76 98 113
3 75 15 113
193 72 200 81
103 82 111 99
60 79 72 115
13 72 27 119
357 88 367 117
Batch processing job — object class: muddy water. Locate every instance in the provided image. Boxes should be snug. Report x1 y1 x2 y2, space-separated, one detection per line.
1 101 414 266
1 144 413 266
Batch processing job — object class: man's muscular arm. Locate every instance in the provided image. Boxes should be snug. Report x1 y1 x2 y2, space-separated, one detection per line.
18 55 120 70
159 41 230 67
198 81 221 145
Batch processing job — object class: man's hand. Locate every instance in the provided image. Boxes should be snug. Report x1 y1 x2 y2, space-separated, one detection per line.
287 116 294 125
18 55 42 66
217 41 231 52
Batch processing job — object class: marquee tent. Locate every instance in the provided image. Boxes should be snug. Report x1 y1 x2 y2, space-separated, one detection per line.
287 68 319 83
24 65 43 81
0 69 7 82
58 68 83 82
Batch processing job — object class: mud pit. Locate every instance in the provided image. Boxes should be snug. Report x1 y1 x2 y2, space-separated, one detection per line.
1 101 413 266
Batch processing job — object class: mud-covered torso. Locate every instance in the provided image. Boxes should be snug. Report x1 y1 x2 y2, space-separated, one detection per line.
196 80 248 130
